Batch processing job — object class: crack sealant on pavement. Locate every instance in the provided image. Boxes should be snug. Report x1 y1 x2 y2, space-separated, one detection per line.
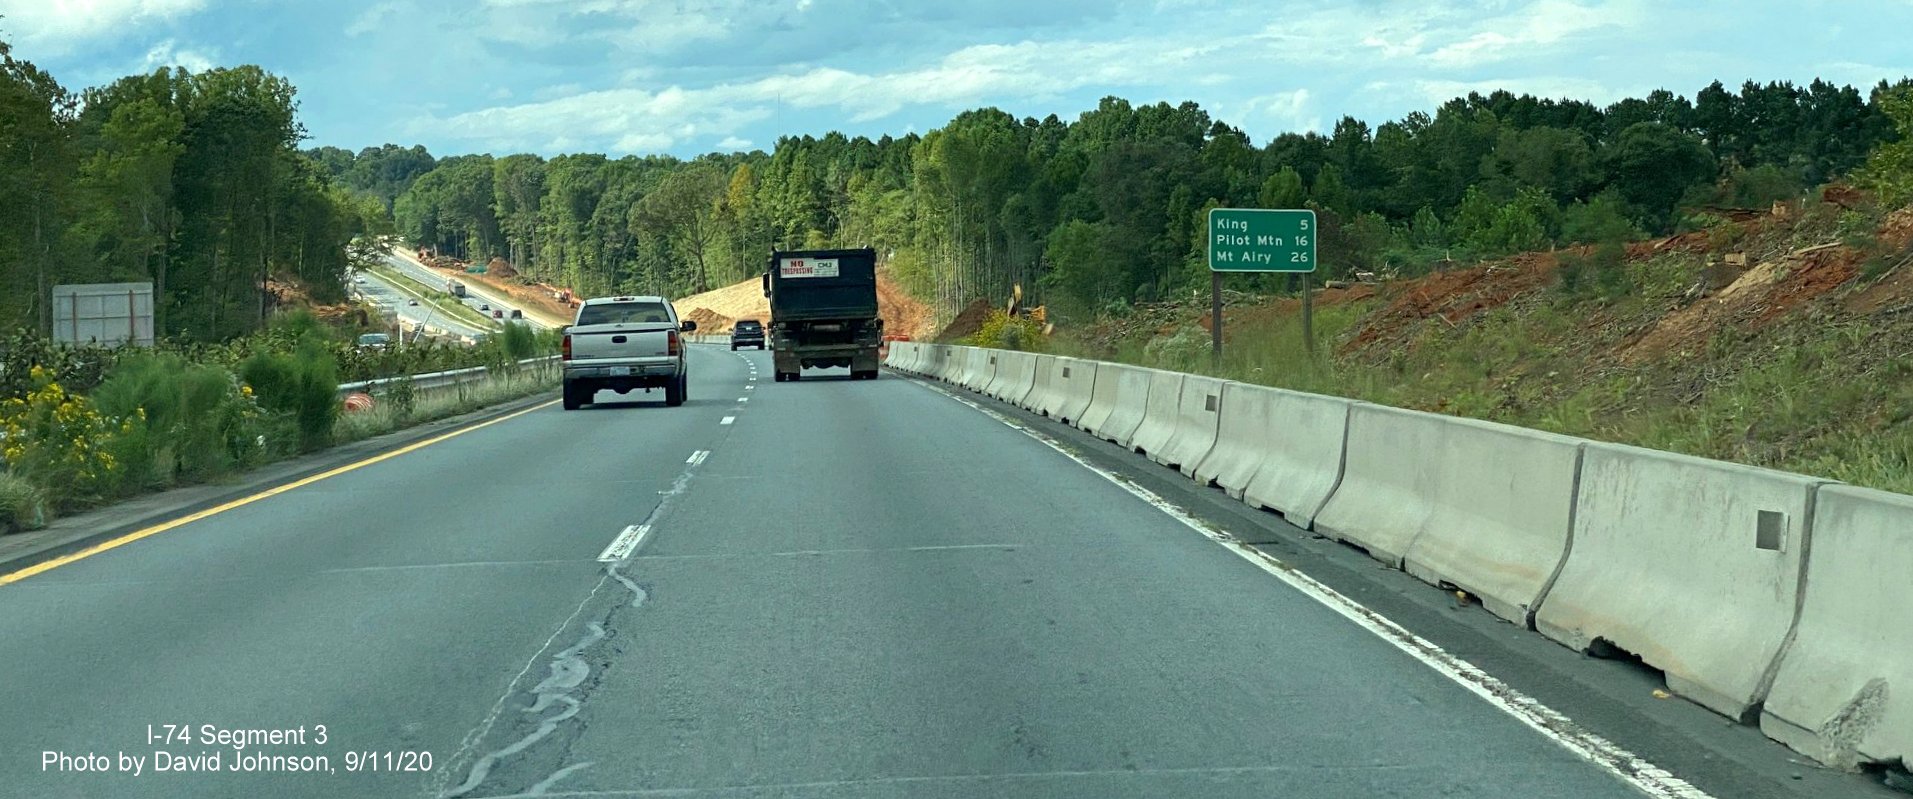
446 419 727 797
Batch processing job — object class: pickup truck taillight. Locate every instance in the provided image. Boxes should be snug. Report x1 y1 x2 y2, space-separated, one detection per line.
561 333 572 360
667 331 681 356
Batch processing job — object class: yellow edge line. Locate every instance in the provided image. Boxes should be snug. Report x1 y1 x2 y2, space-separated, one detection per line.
0 398 560 587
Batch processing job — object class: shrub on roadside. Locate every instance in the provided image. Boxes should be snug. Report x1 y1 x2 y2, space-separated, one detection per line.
966 311 1044 352
0 330 124 398
241 344 340 453
498 323 539 362
91 354 268 487
1143 325 1210 371
0 472 45 532
1558 239 1630 300
0 367 124 510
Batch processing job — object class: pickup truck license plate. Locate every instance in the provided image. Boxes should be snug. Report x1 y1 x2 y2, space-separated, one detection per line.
608 367 633 376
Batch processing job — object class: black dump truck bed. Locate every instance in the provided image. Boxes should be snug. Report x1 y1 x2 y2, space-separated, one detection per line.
763 248 879 321
762 248 884 381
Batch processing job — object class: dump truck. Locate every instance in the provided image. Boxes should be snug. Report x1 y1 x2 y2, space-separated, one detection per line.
446 280 467 298
762 248 883 382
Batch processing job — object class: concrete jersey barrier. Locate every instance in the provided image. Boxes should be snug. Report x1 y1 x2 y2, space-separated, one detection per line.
1151 374 1226 476
1078 363 1153 447
1193 384 1351 530
1366 408 1584 626
1127 369 1187 460
887 341 916 372
1760 485 1913 768
915 343 940 378
1049 359 1098 426
960 347 995 392
929 344 956 380
980 351 1012 397
989 351 1040 406
1536 442 1824 720
1312 405 1584 627
1021 355 1061 413
914 343 934 375
1030 357 1094 421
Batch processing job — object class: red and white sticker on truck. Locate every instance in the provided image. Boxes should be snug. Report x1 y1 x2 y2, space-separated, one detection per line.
779 258 840 278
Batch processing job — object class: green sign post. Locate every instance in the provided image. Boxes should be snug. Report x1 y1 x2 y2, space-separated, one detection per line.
1206 208 1319 361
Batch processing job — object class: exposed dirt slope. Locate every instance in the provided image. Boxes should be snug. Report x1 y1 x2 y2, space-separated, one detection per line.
1064 193 1913 492
674 270 935 339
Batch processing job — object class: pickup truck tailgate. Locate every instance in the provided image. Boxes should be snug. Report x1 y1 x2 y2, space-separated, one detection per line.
568 324 672 361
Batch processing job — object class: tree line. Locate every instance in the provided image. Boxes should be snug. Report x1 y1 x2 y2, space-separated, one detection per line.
361 78 1909 322
0 38 382 341
8 27 1908 343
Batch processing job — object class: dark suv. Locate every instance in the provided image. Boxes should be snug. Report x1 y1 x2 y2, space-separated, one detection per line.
730 319 766 350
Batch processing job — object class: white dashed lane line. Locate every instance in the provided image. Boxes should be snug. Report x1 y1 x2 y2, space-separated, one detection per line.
595 525 651 562
720 416 735 425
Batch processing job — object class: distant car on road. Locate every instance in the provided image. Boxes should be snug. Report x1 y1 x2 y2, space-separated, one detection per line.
509 309 524 319
353 275 366 285
492 309 504 319
561 295 697 411
356 333 391 351
407 298 419 306
730 319 766 350
480 303 491 312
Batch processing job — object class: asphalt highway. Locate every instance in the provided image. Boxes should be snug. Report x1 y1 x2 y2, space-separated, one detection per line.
381 251 559 329
353 269 493 340
0 347 1881 798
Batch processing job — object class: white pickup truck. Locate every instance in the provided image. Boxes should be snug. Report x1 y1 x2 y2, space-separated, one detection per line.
561 295 697 410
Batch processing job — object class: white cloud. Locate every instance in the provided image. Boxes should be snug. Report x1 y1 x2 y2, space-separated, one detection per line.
422 5 1512 155
1428 0 1645 68
345 1 400 37
470 0 760 51
0 0 205 52
716 135 751 150
1241 89 1320 135
138 38 216 72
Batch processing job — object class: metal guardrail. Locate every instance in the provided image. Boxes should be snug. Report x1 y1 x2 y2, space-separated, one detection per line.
336 356 561 397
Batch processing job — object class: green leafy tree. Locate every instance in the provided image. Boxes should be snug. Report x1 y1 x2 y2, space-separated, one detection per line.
1602 122 1718 231
1258 166 1306 209
633 164 728 292
1860 85 1913 206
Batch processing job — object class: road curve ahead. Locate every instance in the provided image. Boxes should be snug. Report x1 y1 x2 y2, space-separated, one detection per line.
0 349 1700 798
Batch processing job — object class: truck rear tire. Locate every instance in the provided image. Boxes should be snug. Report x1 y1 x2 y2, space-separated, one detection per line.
562 383 585 410
665 374 686 407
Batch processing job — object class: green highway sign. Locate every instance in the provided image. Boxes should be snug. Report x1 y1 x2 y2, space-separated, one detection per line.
1207 208 1317 273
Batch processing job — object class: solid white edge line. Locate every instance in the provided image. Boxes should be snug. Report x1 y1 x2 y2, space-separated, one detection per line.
596 525 651 563
917 381 1714 799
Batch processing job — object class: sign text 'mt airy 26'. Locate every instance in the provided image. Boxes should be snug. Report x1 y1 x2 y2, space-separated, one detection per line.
1207 208 1317 273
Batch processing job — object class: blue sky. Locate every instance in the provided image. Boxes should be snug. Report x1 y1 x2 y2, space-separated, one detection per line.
2 0 1909 158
